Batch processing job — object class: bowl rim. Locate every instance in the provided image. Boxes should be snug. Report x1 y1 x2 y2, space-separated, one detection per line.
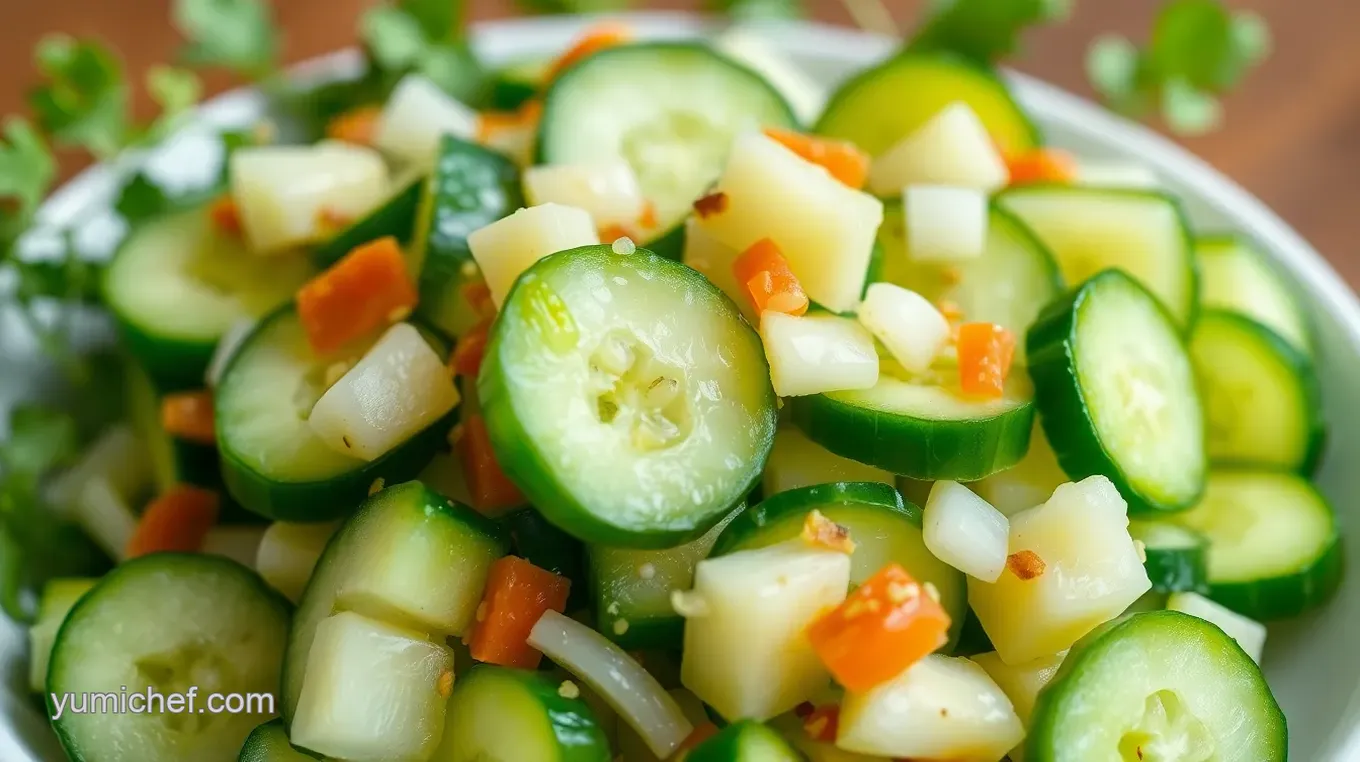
14 10 1360 762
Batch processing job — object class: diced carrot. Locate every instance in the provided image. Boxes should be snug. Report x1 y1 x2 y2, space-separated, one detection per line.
807 562 952 693
160 390 216 445
296 236 418 355
801 705 839 743
673 722 719 760
763 127 871 189
732 238 809 317
1006 148 1078 186
458 415 526 516
315 206 355 235
956 322 1016 399
692 191 728 219
209 196 242 237
638 200 658 230
461 278 496 319
547 22 632 82
325 105 382 146
598 223 632 242
125 485 221 558
449 319 491 379
467 556 571 669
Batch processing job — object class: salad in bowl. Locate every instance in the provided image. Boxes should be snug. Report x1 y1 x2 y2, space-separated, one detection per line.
0 5 1338 762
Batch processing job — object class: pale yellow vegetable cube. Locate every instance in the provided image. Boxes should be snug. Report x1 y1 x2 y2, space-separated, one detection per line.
764 426 893 496
924 480 1010 582
374 74 479 169
905 185 989 262
760 311 879 397
466 203 600 307
857 282 950 373
523 161 646 228
255 521 341 602
867 103 1008 195
1168 592 1267 663
681 216 754 322
971 650 1067 762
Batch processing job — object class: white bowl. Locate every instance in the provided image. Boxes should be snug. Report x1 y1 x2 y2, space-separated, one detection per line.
2 12 1356 761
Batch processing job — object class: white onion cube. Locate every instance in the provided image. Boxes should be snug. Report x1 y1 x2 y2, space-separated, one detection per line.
523 161 646 228
905 185 989 262
256 521 341 602
837 654 1024 761
924 481 1010 582
970 650 1066 726
374 74 479 170
309 323 461 461
857 282 951 373
867 102 1009 195
466 203 600 308
1168 592 1267 663
759 311 879 397
74 477 138 562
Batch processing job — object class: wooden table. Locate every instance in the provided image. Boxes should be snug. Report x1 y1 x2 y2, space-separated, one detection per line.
2 0 1353 283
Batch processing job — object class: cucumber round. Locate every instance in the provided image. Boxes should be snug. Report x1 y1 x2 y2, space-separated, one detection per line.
1027 269 1207 514
104 208 313 390
435 665 611 762
310 176 424 268
709 481 967 647
49 554 290 762
478 245 777 548
789 373 1035 481
1129 520 1209 595
815 53 1040 157
1189 310 1324 473
687 719 803 762
537 42 797 229
998 187 1198 328
1196 235 1311 354
238 720 321 762
215 306 456 521
1026 611 1285 762
877 202 1063 364
1172 469 1341 620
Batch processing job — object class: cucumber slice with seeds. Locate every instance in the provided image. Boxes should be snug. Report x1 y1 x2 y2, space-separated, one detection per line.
1128 520 1209 595
49 554 290 762
1197 235 1310 353
1027 269 1207 514
478 245 777 548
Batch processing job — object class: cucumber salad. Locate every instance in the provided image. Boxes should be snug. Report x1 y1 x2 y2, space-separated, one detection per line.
25 20 1337 762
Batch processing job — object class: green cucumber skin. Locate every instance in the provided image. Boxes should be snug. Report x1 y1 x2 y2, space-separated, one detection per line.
1211 532 1343 621
1196 233 1314 354
115 317 217 393
452 666 612 762
1142 544 1210 595
311 179 424 269
502 507 588 611
1025 270 1205 515
686 719 801 762
1025 611 1286 762
643 223 686 262
709 481 905 557
787 393 1034 481
239 719 322 762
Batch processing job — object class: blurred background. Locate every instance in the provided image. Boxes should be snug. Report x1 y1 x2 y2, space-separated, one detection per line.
1 0 1351 281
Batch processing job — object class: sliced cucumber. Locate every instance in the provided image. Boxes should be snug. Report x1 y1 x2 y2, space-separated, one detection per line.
1172 469 1341 620
310 175 424 268
27 578 97 693
877 203 1063 364
537 42 796 229
238 720 322 762
489 58 548 111
1129 520 1209 594
215 307 456 521
789 372 1035 481
710 482 966 647
588 508 738 650
282 481 509 724
1025 611 1285 761
998 187 1197 328
1027 269 1206 514
815 53 1040 158
1189 310 1323 472
413 136 524 338
478 245 777 547
104 208 313 390
49 554 290 762
1197 235 1310 353
687 719 803 762
434 665 611 762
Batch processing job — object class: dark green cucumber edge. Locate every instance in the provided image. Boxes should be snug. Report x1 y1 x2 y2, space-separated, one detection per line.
709 480 908 557
1196 231 1314 352
687 718 800 762
502 507 588 612
311 178 425 269
1130 524 1210 595
239 718 323 761
452 665 612 762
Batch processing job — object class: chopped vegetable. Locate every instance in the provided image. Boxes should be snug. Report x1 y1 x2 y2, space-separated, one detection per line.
1168 591 1267 663
762 426 893 495
448 319 491 378
732 238 809 318
296 236 418 355
208 195 242 237
957 322 1016 398
466 203 599 308
159 390 216 445
254 521 340 602
904 184 989 261
867 103 1009 196
547 22 632 82
762 127 871 190
716 28 825 123
374 74 479 170
856 282 950 374
759 312 879 397
125 484 220 558
807 562 952 693
325 105 381 146
72 477 139 562
458 415 526 516
800 509 856 554
923 480 1010 582
523 160 647 229
468 556 571 668
1007 147 1078 186
971 648 1066 733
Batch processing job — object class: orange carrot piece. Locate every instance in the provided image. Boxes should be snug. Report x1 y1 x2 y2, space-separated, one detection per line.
598 223 632 242
638 200 659 230
732 238 809 317
692 191 728 220
325 105 382 146
126 485 221 558
209 196 242 237
547 23 632 82
161 390 216 445
296 236 418 355
957 322 1016 399
764 127 871 189
1006 148 1078 186
801 705 840 743
449 320 491 379
461 279 496 319
459 415 526 516
807 562 952 693
467 556 571 669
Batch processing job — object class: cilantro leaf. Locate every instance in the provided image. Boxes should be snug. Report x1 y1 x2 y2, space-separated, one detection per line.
397 0 463 43
510 0 629 14
28 35 130 160
142 66 204 145
0 405 77 479
908 0 1069 63
0 119 57 257
173 0 280 79
362 7 430 72
359 1 487 108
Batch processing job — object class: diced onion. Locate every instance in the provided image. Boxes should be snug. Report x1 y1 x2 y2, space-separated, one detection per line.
374 74 479 170
529 609 694 759
923 481 1010 582
1168 592 1267 663
904 185 989 262
73 477 138 562
759 311 879 397
256 521 341 602
868 103 1008 195
44 425 150 518
204 318 256 388
523 162 646 228
856 283 950 374
466 203 600 308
